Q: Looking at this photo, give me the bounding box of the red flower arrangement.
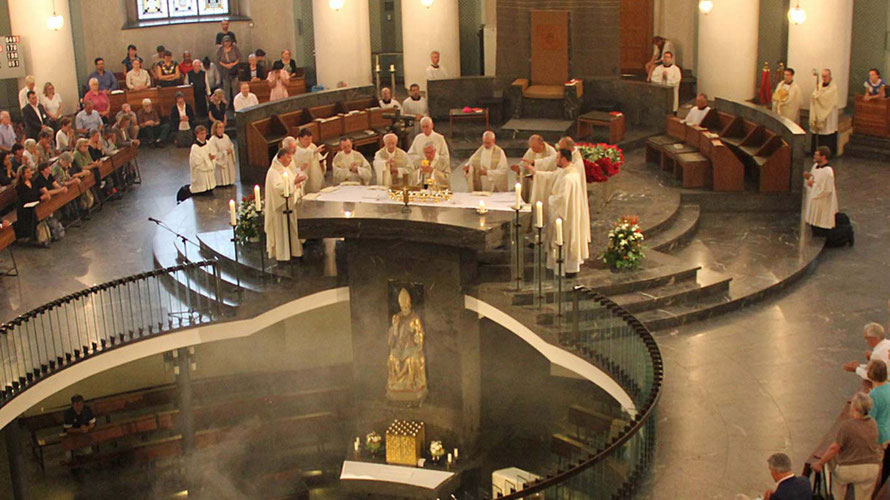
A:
[577,142,625,184]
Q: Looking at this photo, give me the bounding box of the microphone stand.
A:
[148,217,200,322]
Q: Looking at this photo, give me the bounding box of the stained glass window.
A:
[169,0,198,17]
[136,0,229,22]
[137,0,169,19]
[198,0,229,16]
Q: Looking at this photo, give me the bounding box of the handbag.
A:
[812,470,834,500]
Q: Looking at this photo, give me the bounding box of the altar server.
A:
[332,138,372,185]
[772,68,801,123]
[684,93,711,126]
[527,148,590,276]
[293,128,326,194]
[425,50,449,87]
[373,133,412,187]
[415,142,450,188]
[649,51,682,113]
[464,131,508,192]
[379,87,400,110]
[188,126,217,194]
[208,120,236,186]
[408,117,450,165]
[264,148,306,261]
[810,68,839,155]
[402,84,429,119]
[803,146,838,237]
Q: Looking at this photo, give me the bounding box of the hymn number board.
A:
[0,36,25,80]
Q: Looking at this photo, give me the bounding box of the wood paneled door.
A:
[620,0,654,75]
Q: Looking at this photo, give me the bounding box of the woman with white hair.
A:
[814,391,883,498]
[208,120,236,186]
[22,139,39,170]
[82,77,110,122]
[189,125,217,194]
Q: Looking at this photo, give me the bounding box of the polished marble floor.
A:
[0,141,885,498]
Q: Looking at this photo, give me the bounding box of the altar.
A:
[339,460,459,499]
[303,185,533,213]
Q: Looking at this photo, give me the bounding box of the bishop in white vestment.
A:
[373,133,413,187]
[649,52,682,112]
[408,117,450,166]
[772,69,802,123]
[294,130,326,194]
[464,131,508,192]
[189,127,217,194]
[414,142,450,188]
[332,138,372,185]
[804,147,838,234]
[264,149,305,261]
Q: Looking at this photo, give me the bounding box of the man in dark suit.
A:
[21,90,48,140]
[764,453,812,500]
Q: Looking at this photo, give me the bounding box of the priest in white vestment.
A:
[293,129,326,194]
[810,68,839,154]
[402,84,429,119]
[408,117,450,165]
[463,131,508,192]
[512,135,558,218]
[803,146,838,236]
[649,51,682,112]
[414,142,451,188]
[332,138,372,185]
[531,137,590,240]
[189,126,217,194]
[527,149,590,275]
[772,68,802,123]
[264,149,306,261]
[208,121,236,186]
[373,133,413,187]
[378,87,401,110]
[684,94,711,126]
[425,51,449,90]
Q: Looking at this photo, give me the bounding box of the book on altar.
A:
[471,191,492,197]
[320,186,339,193]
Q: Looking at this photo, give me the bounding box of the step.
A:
[844,143,890,162]
[632,289,734,331]
[608,268,730,314]
[153,250,240,314]
[645,204,700,253]
[174,238,267,295]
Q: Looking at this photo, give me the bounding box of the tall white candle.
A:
[389,64,395,72]
[283,170,290,197]
[515,182,522,209]
[229,199,237,226]
[375,64,381,72]
[254,185,262,211]
[535,201,543,228]
[555,217,564,246]
[453,448,459,460]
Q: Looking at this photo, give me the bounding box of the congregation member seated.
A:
[18,74,36,109]
[867,359,890,490]
[276,49,298,77]
[75,99,103,135]
[217,36,241,100]
[121,43,142,73]
[294,128,325,194]
[0,111,17,152]
[649,51,681,113]
[85,131,120,201]
[215,19,237,45]
[82,78,111,122]
[189,125,216,195]
[241,53,266,82]
[203,57,222,93]
[101,128,118,155]
[21,90,49,140]
[126,59,152,91]
[40,82,62,129]
[10,144,24,169]
[151,45,166,70]
[13,165,49,244]
[179,51,193,79]
[378,87,400,110]
[232,82,258,111]
[73,138,99,183]
[402,83,429,119]
[52,151,91,220]
[683,93,711,126]
[757,453,811,500]
[55,117,75,153]
[22,138,41,170]
[137,98,170,147]
[254,48,267,66]
[170,91,195,147]
[63,395,96,437]
[208,121,236,187]
[87,57,118,92]
[864,68,886,101]
[156,51,181,88]
[34,161,70,237]
[645,36,675,80]
[332,138,371,186]
[185,59,208,119]
[407,117,449,165]
[113,114,140,149]
[115,103,139,139]
[267,61,289,102]
[843,322,888,384]
[414,142,450,188]
[208,89,228,127]
[36,131,53,164]
[0,151,16,186]
[425,50,448,82]
[373,133,411,187]
[463,130,508,192]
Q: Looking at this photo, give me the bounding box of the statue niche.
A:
[386,288,428,404]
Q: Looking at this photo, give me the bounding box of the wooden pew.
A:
[853,95,890,137]
[277,110,319,139]
[752,135,791,192]
[248,78,308,103]
[246,117,288,169]
[307,104,340,121]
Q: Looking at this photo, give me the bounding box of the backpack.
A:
[176,185,192,204]
[825,212,854,248]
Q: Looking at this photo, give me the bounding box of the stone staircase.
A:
[844,133,890,162]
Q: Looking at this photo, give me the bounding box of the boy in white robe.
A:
[189,126,217,194]
[463,131,508,192]
[373,133,413,187]
[803,146,838,237]
[332,138,372,185]
[414,142,450,188]
[293,129,326,194]
[772,68,802,123]
[264,149,306,261]
[649,51,682,112]
[407,117,450,165]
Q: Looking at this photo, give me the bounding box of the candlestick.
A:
[555,217,563,246]
[228,199,237,226]
[254,185,262,211]
[283,170,290,197]
[389,64,395,72]
[535,201,543,228]
[515,182,522,209]
[447,453,453,465]
[453,448,458,460]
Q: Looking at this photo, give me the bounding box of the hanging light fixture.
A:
[421,0,434,8]
[788,1,806,25]
[698,0,713,15]
[329,0,345,11]
[46,0,63,31]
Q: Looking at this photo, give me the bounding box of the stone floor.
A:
[0,137,885,498]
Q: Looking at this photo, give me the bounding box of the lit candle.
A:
[354,437,360,452]
[515,182,522,210]
[229,199,237,226]
[535,201,543,228]
[479,200,485,211]
[447,453,453,465]
[555,217,563,246]
[283,170,290,197]
[375,64,381,72]
[389,64,395,72]
[254,185,262,211]
[453,448,459,460]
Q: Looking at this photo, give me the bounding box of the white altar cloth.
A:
[340,460,454,489]
[304,185,531,213]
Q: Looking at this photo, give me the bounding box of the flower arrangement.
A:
[602,216,645,270]
[366,431,382,454]
[577,142,625,184]
[430,440,444,459]
[234,194,262,245]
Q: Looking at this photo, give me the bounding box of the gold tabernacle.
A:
[388,188,453,204]
[385,419,426,466]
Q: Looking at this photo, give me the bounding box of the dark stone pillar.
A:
[5,421,29,500]
[175,348,197,489]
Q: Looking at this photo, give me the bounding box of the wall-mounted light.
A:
[698,0,713,15]
[788,1,806,25]
[421,0,434,8]
[46,0,63,31]
[330,0,345,10]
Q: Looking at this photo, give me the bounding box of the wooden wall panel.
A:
[620,0,654,74]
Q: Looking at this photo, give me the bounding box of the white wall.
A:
[313,0,372,89]
[401,0,460,91]
[696,0,760,101]
[654,0,698,71]
[9,0,78,114]
[787,0,853,109]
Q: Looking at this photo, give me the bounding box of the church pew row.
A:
[853,94,890,137]
[108,86,196,122]
[248,79,308,105]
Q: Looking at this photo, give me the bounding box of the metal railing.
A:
[0,260,223,404]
